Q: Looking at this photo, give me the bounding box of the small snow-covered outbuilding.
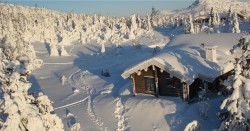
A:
[122,34,243,100]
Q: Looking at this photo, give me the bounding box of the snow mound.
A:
[184,120,202,131]
[119,87,132,96]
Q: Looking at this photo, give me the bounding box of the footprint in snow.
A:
[66,109,82,131]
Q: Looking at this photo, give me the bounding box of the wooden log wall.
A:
[157,70,183,97]
[131,66,155,94]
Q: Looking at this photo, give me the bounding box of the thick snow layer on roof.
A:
[167,33,244,53]
[122,33,245,84]
[122,47,221,85]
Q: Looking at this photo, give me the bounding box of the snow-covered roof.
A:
[121,58,187,83]
[194,15,210,19]
[204,45,218,49]
[122,33,244,85]
[122,47,221,84]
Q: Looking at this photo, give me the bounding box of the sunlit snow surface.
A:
[28,30,247,130]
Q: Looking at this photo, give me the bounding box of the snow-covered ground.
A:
[1,0,250,130]
[28,29,242,130]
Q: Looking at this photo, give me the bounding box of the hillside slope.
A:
[178,0,250,16]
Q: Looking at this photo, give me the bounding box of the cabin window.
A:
[144,77,156,92]
[166,75,174,88]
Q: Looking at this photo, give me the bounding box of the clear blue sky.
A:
[7,0,195,16]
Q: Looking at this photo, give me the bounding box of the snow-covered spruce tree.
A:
[198,88,210,119]
[128,29,135,40]
[146,13,152,31]
[182,18,188,32]
[0,29,63,130]
[208,17,212,27]
[50,43,59,56]
[189,15,195,34]
[101,42,106,54]
[137,15,142,29]
[150,7,158,27]
[49,37,59,56]
[232,13,240,33]
[131,14,138,31]
[184,15,195,34]
[218,35,250,130]
[224,7,233,32]
[60,45,69,56]
[111,33,122,55]
[214,12,221,26]
[174,17,180,27]
[209,7,215,27]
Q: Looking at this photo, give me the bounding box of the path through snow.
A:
[44,62,74,65]
[56,68,111,130]
[54,96,89,111]
[114,98,130,131]
[68,69,96,94]
[87,96,109,131]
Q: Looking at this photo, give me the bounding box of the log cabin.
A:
[122,41,235,100]
[194,12,248,24]
[194,15,209,23]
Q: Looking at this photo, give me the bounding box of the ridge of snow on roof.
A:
[122,33,245,85]
[122,46,221,85]
[121,58,187,82]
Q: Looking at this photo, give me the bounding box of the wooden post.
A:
[183,83,186,100]
[131,75,137,96]
[153,66,159,97]
[183,83,190,100]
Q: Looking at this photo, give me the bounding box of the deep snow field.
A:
[1,0,250,130]
[28,26,249,131]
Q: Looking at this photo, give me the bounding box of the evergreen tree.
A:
[188,15,195,34]
[232,13,240,33]
[0,31,63,131]
[60,45,69,56]
[224,7,233,32]
[146,13,152,31]
[150,7,158,27]
[209,7,215,27]
[101,42,105,54]
[218,35,250,130]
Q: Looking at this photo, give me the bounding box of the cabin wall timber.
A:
[131,66,155,95]
[129,65,228,100]
[131,66,189,98]
[158,70,184,98]
[126,60,232,100]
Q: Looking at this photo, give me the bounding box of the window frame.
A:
[144,76,156,93]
